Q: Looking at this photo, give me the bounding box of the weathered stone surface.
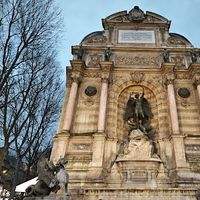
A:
[50,5,200,200]
[24,194,71,200]
[82,188,197,200]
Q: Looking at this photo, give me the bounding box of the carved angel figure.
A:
[124,88,153,133]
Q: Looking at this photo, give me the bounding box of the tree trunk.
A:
[24,163,33,181]
[0,145,9,173]
[9,156,21,200]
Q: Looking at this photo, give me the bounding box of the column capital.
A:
[70,60,86,83]
[161,63,176,85]
[165,72,176,85]
[70,60,86,72]
[188,63,200,85]
[99,61,114,81]
[192,72,200,86]
[71,71,82,83]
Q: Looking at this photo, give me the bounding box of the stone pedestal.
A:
[116,158,161,188]
[82,188,197,200]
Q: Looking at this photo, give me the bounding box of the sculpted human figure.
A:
[104,47,112,61]
[124,88,153,134]
[190,49,198,63]
[121,87,159,158]
[162,48,169,62]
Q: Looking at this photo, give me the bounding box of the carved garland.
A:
[115,55,161,66]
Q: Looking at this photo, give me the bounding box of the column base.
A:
[61,130,70,134]
[50,132,70,163]
[86,166,104,180]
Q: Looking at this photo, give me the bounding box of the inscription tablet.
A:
[118,30,155,43]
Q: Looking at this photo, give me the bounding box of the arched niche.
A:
[116,85,158,145]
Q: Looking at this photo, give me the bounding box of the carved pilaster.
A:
[108,25,114,43]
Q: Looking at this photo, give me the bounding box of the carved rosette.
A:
[88,54,102,67]
[130,72,144,84]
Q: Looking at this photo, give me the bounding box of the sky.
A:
[54,0,200,70]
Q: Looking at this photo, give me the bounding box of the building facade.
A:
[51,6,200,200]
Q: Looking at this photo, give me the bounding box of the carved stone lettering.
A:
[118,30,155,43]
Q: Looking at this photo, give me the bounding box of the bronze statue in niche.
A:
[162,48,170,63]
[124,86,153,134]
[120,86,158,159]
[104,47,112,61]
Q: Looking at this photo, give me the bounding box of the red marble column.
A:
[97,79,109,132]
[166,73,188,169]
[62,60,85,133]
[62,80,79,132]
[166,76,180,134]
[97,61,113,133]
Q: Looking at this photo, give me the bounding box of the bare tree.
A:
[8,53,64,198]
[0,0,64,197]
[0,0,62,164]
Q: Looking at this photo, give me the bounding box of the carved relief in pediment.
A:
[166,37,187,46]
[104,7,169,25]
[84,35,107,44]
[128,6,145,22]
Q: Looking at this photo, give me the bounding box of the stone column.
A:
[88,61,113,179]
[62,60,85,133]
[97,61,113,132]
[166,73,180,135]
[62,80,79,132]
[165,72,189,171]
[50,61,85,163]
[97,80,108,132]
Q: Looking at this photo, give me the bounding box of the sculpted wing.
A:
[124,98,136,121]
[141,97,153,120]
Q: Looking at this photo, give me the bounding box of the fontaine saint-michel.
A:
[30,5,200,200]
